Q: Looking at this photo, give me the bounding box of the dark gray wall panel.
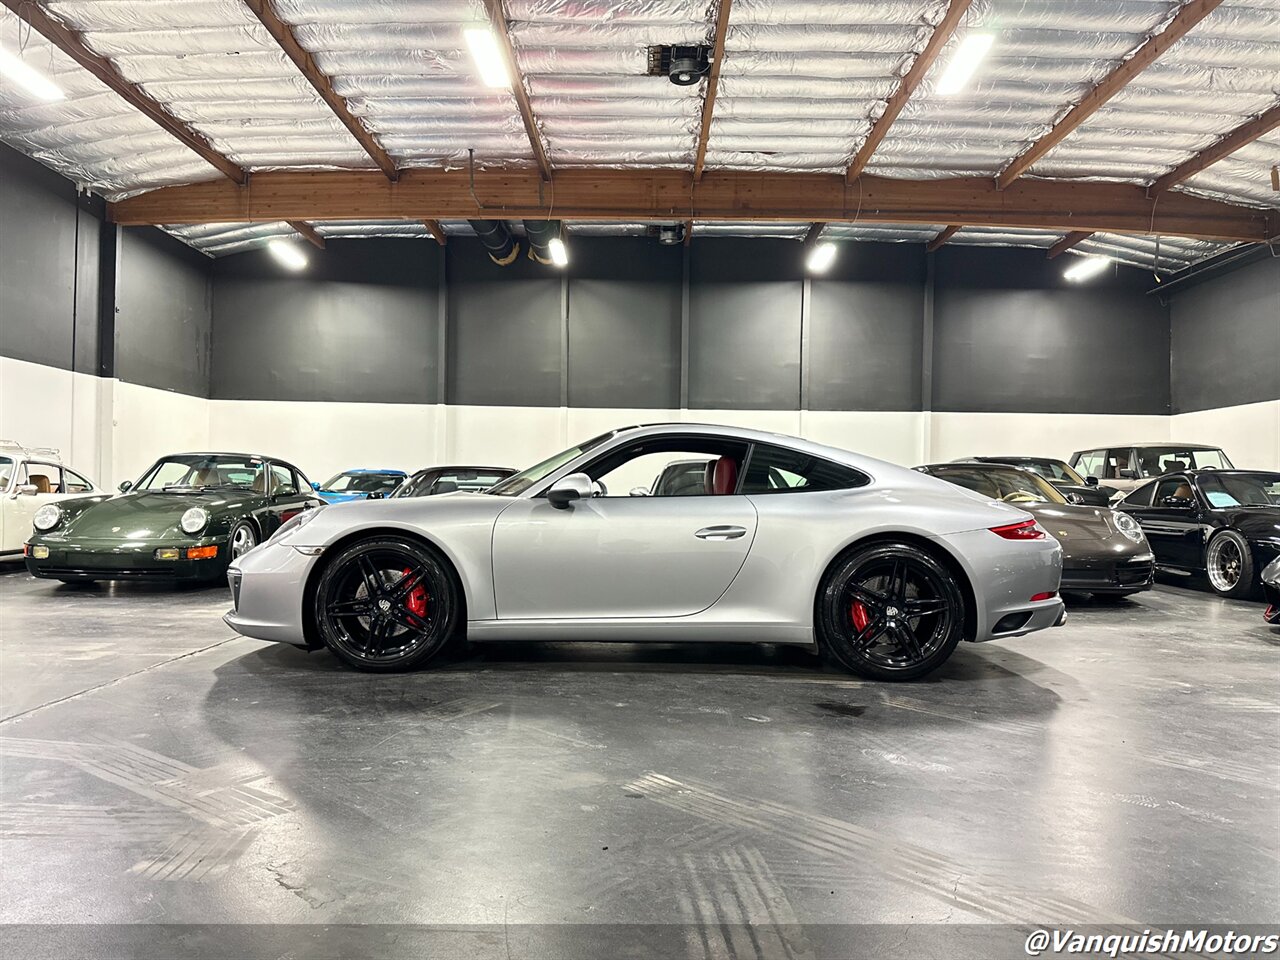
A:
[932,247,1170,415]
[567,238,681,408]
[0,145,100,373]
[809,243,926,411]
[447,237,562,407]
[1170,256,1280,414]
[212,239,438,403]
[117,227,212,397]
[689,239,803,409]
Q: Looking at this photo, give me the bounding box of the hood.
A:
[1024,503,1117,544]
[59,489,255,540]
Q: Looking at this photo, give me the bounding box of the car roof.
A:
[970,455,1060,463]
[1183,468,1279,477]
[410,465,514,474]
[921,461,1037,473]
[1073,442,1223,451]
[339,468,407,474]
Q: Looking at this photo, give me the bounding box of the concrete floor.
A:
[1,566,1276,958]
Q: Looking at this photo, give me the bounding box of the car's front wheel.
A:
[229,521,258,561]
[312,536,459,672]
[1205,530,1254,599]
[817,541,965,681]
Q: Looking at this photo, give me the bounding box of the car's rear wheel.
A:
[1205,530,1254,599]
[817,542,964,681]
[313,536,459,672]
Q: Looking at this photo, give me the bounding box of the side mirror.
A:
[1161,496,1194,509]
[1119,469,1139,480]
[311,481,321,491]
[118,480,133,493]
[14,483,38,496]
[547,472,593,509]
[1084,476,1099,486]
[1066,492,1085,505]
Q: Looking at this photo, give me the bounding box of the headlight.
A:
[267,506,321,545]
[1112,511,1145,543]
[180,507,209,535]
[32,504,62,532]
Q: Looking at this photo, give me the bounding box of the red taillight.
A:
[990,519,1046,541]
[1030,592,1057,602]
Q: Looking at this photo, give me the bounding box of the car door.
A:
[6,462,65,551]
[261,463,314,536]
[1130,475,1203,570]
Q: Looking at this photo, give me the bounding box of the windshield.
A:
[1197,472,1280,509]
[936,466,1067,505]
[0,456,12,490]
[392,469,513,498]
[1136,447,1232,477]
[487,432,615,497]
[322,472,403,494]
[1018,459,1084,484]
[136,455,264,492]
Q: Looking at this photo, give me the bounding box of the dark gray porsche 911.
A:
[917,461,1155,597]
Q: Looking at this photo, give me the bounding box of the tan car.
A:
[0,440,99,557]
[1069,443,1234,500]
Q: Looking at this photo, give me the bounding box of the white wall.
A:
[4,358,1277,488]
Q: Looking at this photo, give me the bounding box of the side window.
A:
[21,462,62,494]
[741,444,869,495]
[1153,476,1191,505]
[1123,481,1156,507]
[269,464,298,496]
[64,469,93,493]
[293,469,311,494]
[1075,450,1103,478]
[582,437,751,497]
[1105,448,1134,479]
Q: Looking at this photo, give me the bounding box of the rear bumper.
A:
[933,528,1064,642]
[1060,554,1154,593]
[25,537,228,582]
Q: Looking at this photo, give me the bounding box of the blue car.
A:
[312,469,407,504]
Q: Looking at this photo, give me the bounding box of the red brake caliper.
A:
[401,568,429,619]
[850,599,870,632]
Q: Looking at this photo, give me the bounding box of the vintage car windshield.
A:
[0,456,12,489]
[322,472,403,493]
[1197,472,1280,508]
[136,455,264,492]
[938,467,1067,505]
[1136,447,1232,477]
[487,433,614,497]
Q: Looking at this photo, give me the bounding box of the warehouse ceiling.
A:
[1,0,1277,272]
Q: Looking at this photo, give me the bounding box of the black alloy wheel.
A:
[313,537,459,671]
[818,542,964,681]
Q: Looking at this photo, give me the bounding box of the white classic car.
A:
[0,440,99,557]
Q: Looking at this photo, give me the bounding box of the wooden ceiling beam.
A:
[693,0,733,181]
[423,220,448,245]
[1046,231,1093,259]
[106,169,1273,243]
[997,0,1224,189]
[287,220,325,249]
[0,0,246,184]
[243,0,397,180]
[926,224,962,252]
[481,0,552,182]
[847,0,973,182]
[1150,103,1280,195]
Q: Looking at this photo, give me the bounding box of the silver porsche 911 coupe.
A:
[225,424,1065,680]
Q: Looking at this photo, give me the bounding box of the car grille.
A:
[228,570,242,611]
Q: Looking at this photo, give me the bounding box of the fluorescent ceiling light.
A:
[267,238,308,271]
[0,46,65,102]
[806,242,837,273]
[464,27,511,89]
[1063,255,1110,283]
[548,237,569,267]
[936,34,994,95]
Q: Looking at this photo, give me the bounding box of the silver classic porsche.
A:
[225,424,1065,680]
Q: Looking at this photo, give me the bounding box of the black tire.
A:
[817,541,964,681]
[312,536,460,672]
[1204,530,1255,599]
[228,520,258,562]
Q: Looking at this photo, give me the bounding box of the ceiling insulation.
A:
[0,0,1275,269]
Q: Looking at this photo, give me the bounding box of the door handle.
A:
[695,525,747,541]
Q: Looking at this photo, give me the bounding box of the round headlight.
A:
[1112,510,1145,543]
[32,503,62,532]
[180,507,209,535]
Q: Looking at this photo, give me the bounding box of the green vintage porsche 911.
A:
[23,452,325,583]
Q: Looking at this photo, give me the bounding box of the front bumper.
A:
[223,540,316,646]
[1060,554,1155,593]
[24,536,228,582]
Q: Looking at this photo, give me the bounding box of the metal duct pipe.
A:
[468,219,519,266]
[523,220,562,265]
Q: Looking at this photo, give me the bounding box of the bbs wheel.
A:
[229,521,258,561]
[1205,530,1254,599]
[313,536,459,672]
[817,542,964,681]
